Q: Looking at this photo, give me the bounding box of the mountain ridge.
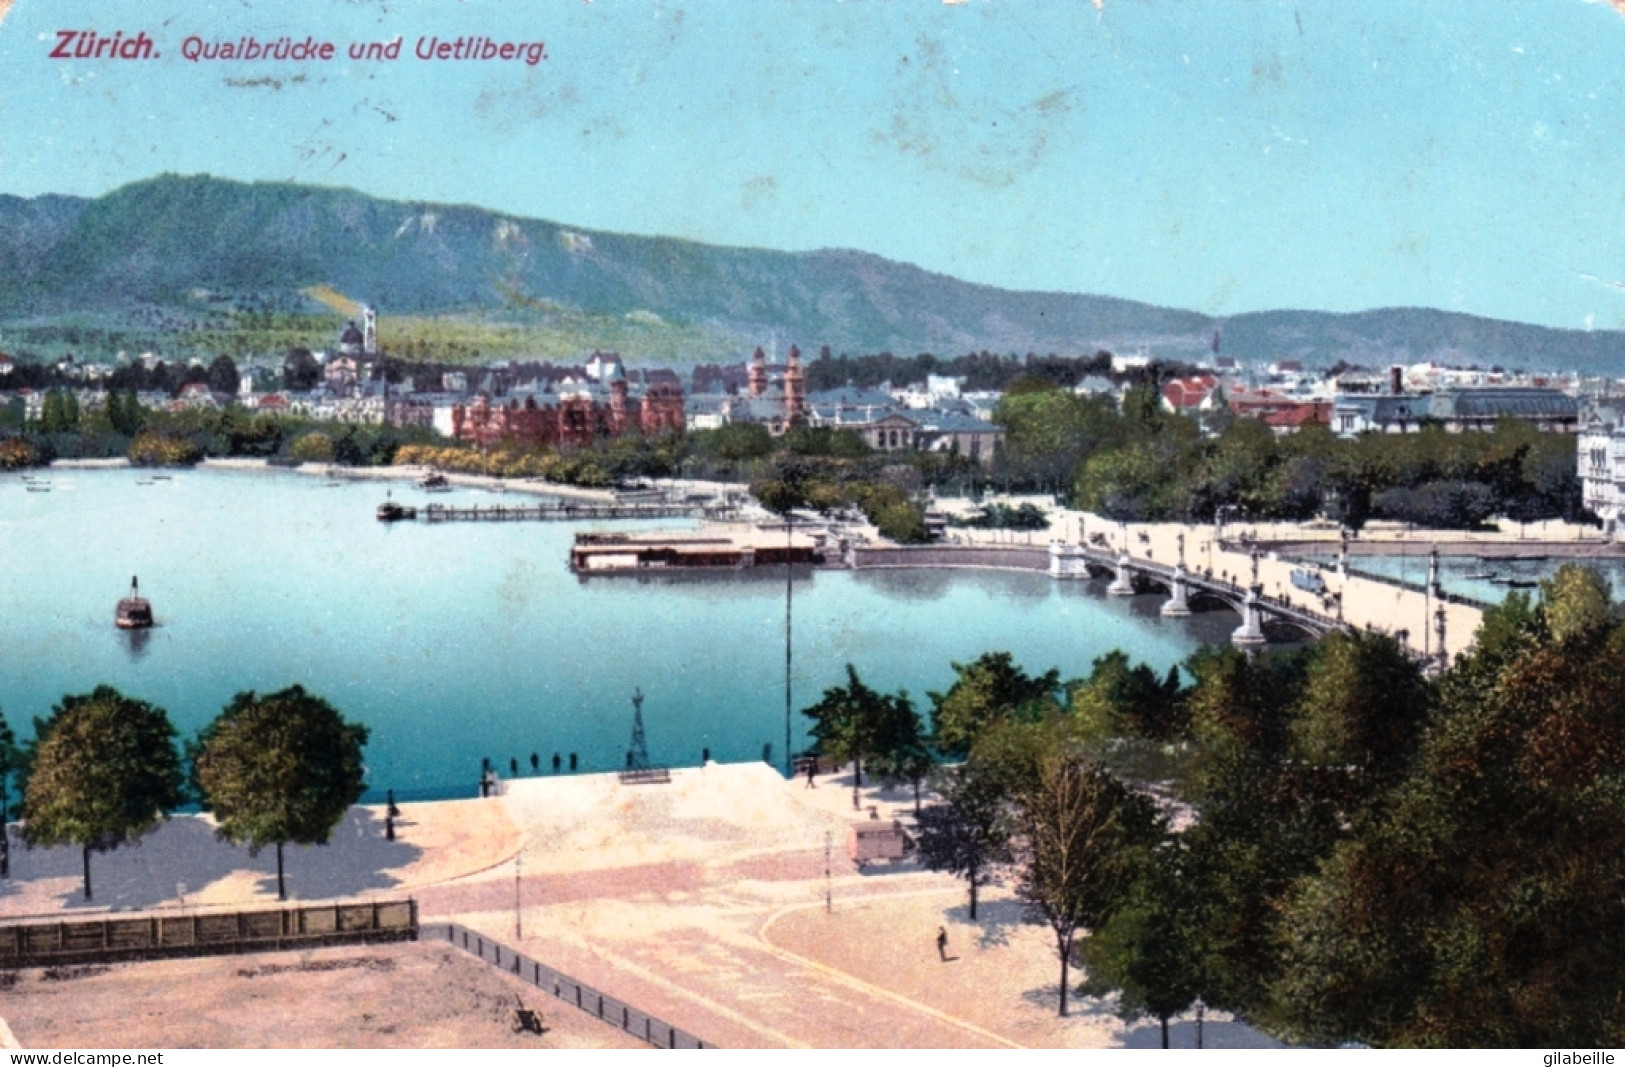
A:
[0,173,1619,372]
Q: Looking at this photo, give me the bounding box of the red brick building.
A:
[451,374,684,450]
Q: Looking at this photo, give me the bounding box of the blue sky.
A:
[4,1,1625,330]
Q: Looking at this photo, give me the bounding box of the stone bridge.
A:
[1051,543,1342,649]
[852,536,1486,669]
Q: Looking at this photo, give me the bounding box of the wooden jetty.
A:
[377,500,710,524]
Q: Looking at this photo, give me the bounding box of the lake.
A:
[0,467,1235,801]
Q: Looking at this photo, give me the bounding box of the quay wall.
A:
[851,545,1051,572]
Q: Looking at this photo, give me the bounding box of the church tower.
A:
[784,344,806,424]
[362,306,378,358]
[748,347,767,398]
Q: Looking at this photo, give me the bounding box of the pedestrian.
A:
[530,752,540,773]
[569,752,577,771]
[385,813,395,842]
[386,788,401,818]
[805,759,816,788]
[510,756,519,776]
[936,926,948,962]
[552,752,561,773]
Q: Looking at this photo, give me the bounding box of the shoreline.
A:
[202,457,621,502]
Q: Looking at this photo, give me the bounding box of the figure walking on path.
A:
[805,760,816,788]
[936,926,948,962]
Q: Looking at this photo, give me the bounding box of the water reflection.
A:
[120,626,152,661]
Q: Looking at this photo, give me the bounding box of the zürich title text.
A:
[50,31,548,67]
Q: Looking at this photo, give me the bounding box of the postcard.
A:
[0,0,1622,1052]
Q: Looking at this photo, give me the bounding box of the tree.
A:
[106,391,146,437]
[206,355,240,397]
[1080,838,1205,1048]
[801,665,904,809]
[1271,566,1625,1047]
[914,761,1013,919]
[0,713,17,878]
[192,686,369,901]
[1016,754,1161,1016]
[283,347,321,391]
[289,432,336,465]
[866,688,934,814]
[19,686,185,901]
[928,652,1060,757]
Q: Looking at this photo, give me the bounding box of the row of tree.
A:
[3,685,368,902]
[4,399,440,469]
[805,565,1625,1046]
[991,381,1584,528]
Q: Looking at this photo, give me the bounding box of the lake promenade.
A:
[0,764,1277,1049]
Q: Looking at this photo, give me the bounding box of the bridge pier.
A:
[1231,587,1267,648]
[1048,542,1090,579]
[1160,565,1192,617]
[1107,552,1136,596]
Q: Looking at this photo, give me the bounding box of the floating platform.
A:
[570,527,826,572]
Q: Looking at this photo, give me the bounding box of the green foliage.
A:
[1016,754,1164,1016]
[801,665,922,807]
[993,389,1122,492]
[0,437,45,470]
[853,482,930,544]
[1073,651,1187,742]
[37,389,80,434]
[192,686,369,900]
[1079,837,1205,1047]
[928,651,1060,757]
[128,429,203,467]
[206,355,240,396]
[1541,563,1613,642]
[914,760,1013,919]
[105,391,146,437]
[1272,597,1625,1046]
[288,432,335,465]
[19,686,185,900]
[949,502,1050,530]
[693,422,774,464]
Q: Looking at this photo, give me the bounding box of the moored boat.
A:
[115,576,154,630]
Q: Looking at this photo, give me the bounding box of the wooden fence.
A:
[0,900,418,968]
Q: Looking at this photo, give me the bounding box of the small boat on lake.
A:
[1465,569,1497,581]
[115,576,154,630]
[417,470,451,492]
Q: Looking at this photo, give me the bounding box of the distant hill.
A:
[1,173,1622,372]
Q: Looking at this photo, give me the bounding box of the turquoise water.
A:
[1300,549,1625,606]
[0,468,1231,800]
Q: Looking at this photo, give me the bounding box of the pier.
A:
[378,500,713,524]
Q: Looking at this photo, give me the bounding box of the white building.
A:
[1579,402,1625,537]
